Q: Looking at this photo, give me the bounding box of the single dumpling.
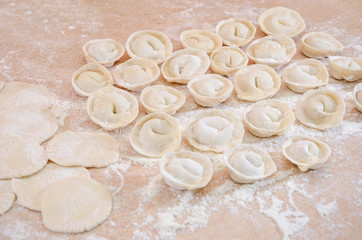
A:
[224,144,276,183]
[160,151,213,190]
[353,83,362,112]
[282,135,331,171]
[187,74,233,107]
[180,29,222,54]
[210,46,249,75]
[301,32,343,59]
[233,64,281,101]
[281,59,328,93]
[216,18,256,46]
[328,56,362,82]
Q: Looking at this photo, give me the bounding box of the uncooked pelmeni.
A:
[224,144,276,183]
[216,18,256,47]
[130,112,181,157]
[210,46,249,75]
[126,30,172,64]
[11,163,90,211]
[0,108,58,143]
[295,89,345,130]
[160,151,213,190]
[82,38,125,67]
[0,180,15,215]
[353,83,362,112]
[282,136,331,171]
[0,136,47,179]
[258,7,305,37]
[180,29,222,54]
[161,49,210,84]
[46,131,120,167]
[301,32,343,59]
[113,57,160,91]
[72,62,114,97]
[41,177,112,233]
[281,59,328,93]
[187,74,233,107]
[244,99,295,137]
[186,110,244,153]
[328,56,362,82]
[140,85,185,115]
[87,86,138,130]
[246,35,296,68]
[233,64,281,102]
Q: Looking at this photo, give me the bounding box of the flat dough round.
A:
[180,29,222,54]
[41,177,112,233]
[210,46,249,75]
[0,136,47,179]
[328,56,362,82]
[11,163,90,211]
[0,180,15,215]
[301,32,343,59]
[0,108,58,143]
[353,82,362,112]
[216,18,256,46]
[46,131,120,167]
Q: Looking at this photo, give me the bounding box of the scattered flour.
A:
[315,200,338,218]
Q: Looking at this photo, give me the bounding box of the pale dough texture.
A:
[301,32,343,59]
[0,180,15,215]
[210,46,249,75]
[216,18,256,46]
[328,56,362,82]
[180,29,222,54]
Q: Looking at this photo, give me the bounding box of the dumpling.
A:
[328,56,362,82]
[281,59,328,93]
[301,32,343,59]
[72,62,114,96]
[186,110,244,153]
[160,151,213,190]
[210,46,249,75]
[162,49,210,84]
[82,38,125,67]
[282,136,331,171]
[258,7,305,37]
[187,74,233,107]
[216,18,256,46]
[87,86,138,130]
[125,30,173,64]
[0,180,15,215]
[353,83,362,112]
[246,35,296,68]
[233,64,281,101]
[130,112,181,157]
[180,29,222,54]
[140,85,185,115]
[224,144,276,183]
[244,99,295,137]
[113,57,160,91]
[295,89,345,130]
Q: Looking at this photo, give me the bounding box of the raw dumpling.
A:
[160,151,213,190]
[353,83,362,112]
[0,136,47,179]
[87,86,139,130]
[244,99,295,137]
[161,49,210,84]
[258,7,305,37]
[281,59,328,93]
[72,62,114,96]
[187,74,233,107]
[301,32,343,59]
[126,30,173,64]
[46,131,120,167]
[216,18,256,46]
[11,163,90,211]
[130,112,181,157]
[113,57,160,91]
[210,46,249,75]
[282,136,331,171]
[224,144,276,183]
[41,177,112,233]
[246,35,296,68]
[140,85,185,115]
[180,29,222,54]
[82,38,125,67]
[186,110,244,153]
[0,180,15,215]
[328,56,362,82]
[295,89,345,130]
[233,64,281,101]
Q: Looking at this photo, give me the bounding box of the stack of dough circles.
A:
[301,32,343,59]
[210,46,249,75]
[353,83,362,112]
[216,18,256,47]
[180,29,222,54]
[126,30,173,64]
[46,131,120,168]
[87,86,139,130]
[328,56,362,82]
[0,180,15,215]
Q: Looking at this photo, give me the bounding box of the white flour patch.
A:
[315,200,338,217]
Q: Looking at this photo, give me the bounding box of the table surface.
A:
[0,0,361,239]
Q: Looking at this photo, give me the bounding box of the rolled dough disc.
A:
[0,180,15,215]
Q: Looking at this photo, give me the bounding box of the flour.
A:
[315,200,338,218]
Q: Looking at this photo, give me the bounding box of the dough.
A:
[180,29,222,54]
[210,46,249,75]
[11,163,90,211]
[353,82,362,112]
[216,18,256,46]
[0,180,15,215]
[41,177,112,233]
[301,32,343,59]
[328,56,362,82]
